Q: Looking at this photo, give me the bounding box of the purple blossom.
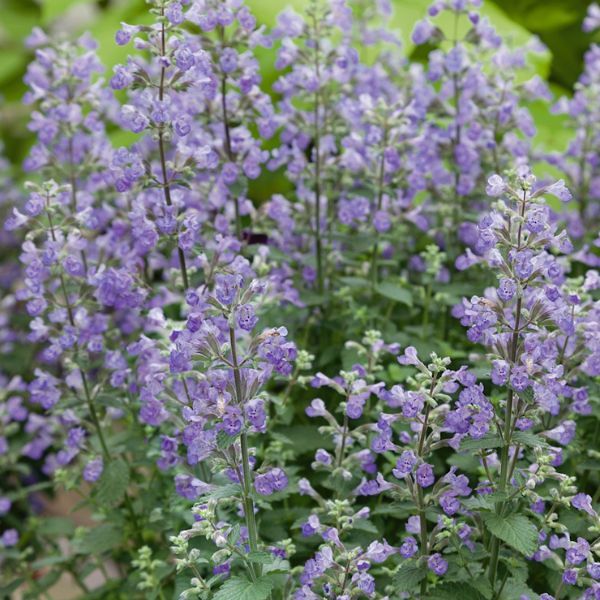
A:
[416,463,435,487]
[427,553,448,576]
[83,458,104,483]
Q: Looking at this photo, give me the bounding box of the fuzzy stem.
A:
[416,381,433,596]
[158,15,189,289]
[312,12,324,295]
[370,124,388,287]
[217,25,242,241]
[229,326,261,575]
[488,192,527,587]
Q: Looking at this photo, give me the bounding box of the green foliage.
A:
[75,522,123,555]
[0,0,595,171]
[212,576,274,600]
[393,560,428,592]
[95,458,130,506]
[429,582,489,600]
[483,514,539,556]
[374,282,413,306]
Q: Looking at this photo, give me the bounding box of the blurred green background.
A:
[0,0,597,175]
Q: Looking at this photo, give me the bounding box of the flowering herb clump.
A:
[1,1,600,599]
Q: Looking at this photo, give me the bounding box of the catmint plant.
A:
[2,1,600,599]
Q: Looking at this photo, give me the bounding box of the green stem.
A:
[422,284,431,337]
[312,13,324,295]
[337,412,349,469]
[158,15,189,289]
[370,124,389,287]
[488,195,527,587]
[229,327,261,575]
[220,62,242,240]
[416,391,433,597]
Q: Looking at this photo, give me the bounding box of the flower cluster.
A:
[1,0,600,599]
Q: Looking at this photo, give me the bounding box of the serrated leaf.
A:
[31,556,68,569]
[429,582,487,599]
[460,434,503,452]
[263,558,291,575]
[203,483,242,501]
[462,492,507,511]
[95,458,130,506]
[37,516,75,537]
[483,514,538,556]
[499,577,539,600]
[512,431,549,449]
[212,576,273,600]
[0,578,24,596]
[217,429,239,450]
[76,523,123,555]
[246,551,276,565]
[393,560,428,592]
[375,282,413,306]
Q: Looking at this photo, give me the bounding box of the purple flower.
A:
[255,467,288,496]
[440,492,460,515]
[398,346,420,366]
[497,278,516,302]
[220,48,238,73]
[546,420,576,446]
[588,563,600,580]
[175,474,211,500]
[83,458,104,483]
[1,529,19,547]
[392,450,417,478]
[562,569,577,585]
[169,349,191,373]
[165,1,184,24]
[245,399,267,431]
[566,537,590,565]
[513,250,534,280]
[365,539,396,563]
[237,304,258,331]
[509,366,530,392]
[0,497,11,515]
[412,19,435,44]
[427,553,448,576]
[416,463,435,487]
[400,536,418,558]
[315,449,332,465]
[491,359,509,385]
[572,493,596,516]
[486,174,505,196]
[215,273,243,305]
[546,179,572,202]
[213,561,230,576]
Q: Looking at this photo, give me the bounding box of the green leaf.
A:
[273,425,334,452]
[76,523,123,555]
[499,578,539,600]
[95,458,130,507]
[375,282,413,306]
[245,551,276,565]
[31,556,69,569]
[460,434,503,452]
[512,431,549,449]
[462,492,507,511]
[37,516,75,537]
[429,582,488,600]
[0,578,24,596]
[217,429,239,450]
[212,576,273,600]
[393,561,428,592]
[483,514,538,556]
[204,483,242,501]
